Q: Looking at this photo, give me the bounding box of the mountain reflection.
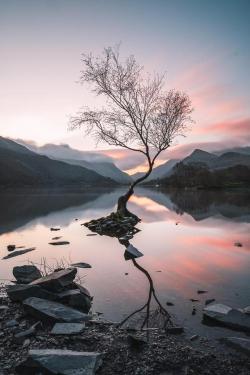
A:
[0,187,250,236]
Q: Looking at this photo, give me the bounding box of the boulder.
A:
[13,265,42,284]
[15,349,103,375]
[30,268,77,292]
[58,289,91,313]
[203,303,250,332]
[221,337,250,355]
[7,284,57,302]
[23,297,90,323]
[51,323,86,335]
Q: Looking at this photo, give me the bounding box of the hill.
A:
[0,137,116,188]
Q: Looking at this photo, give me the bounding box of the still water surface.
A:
[0,187,250,338]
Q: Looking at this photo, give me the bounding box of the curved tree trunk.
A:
[117,163,153,217]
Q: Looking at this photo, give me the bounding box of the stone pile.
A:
[4,265,102,374]
[83,212,140,240]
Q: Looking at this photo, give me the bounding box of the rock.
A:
[31,267,77,292]
[86,234,97,236]
[23,297,90,323]
[166,302,174,306]
[190,299,199,302]
[205,298,215,306]
[221,337,250,355]
[2,247,36,260]
[51,322,86,335]
[124,244,143,260]
[52,236,61,240]
[190,334,199,341]
[7,244,16,251]
[13,265,42,284]
[7,284,57,302]
[22,339,30,348]
[127,334,147,350]
[242,306,250,314]
[0,305,8,311]
[15,349,103,374]
[74,283,93,301]
[50,227,60,231]
[234,242,243,247]
[5,319,18,328]
[203,304,250,332]
[165,326,184,334]
[14,322,40,344]
[58,289,92,313]
[49,241,70,246]
[192,308,196,315]
[197,290,208,294]
[71,262,92,269]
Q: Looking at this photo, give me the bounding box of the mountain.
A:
[132,159,179,182]
[182,149,250,169]
[0,137,116,187]
[15,141,131,184]
[215,146,250,156]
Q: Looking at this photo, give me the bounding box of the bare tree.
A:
[70,46,193,216]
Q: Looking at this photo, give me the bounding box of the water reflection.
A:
[0,187,249,338]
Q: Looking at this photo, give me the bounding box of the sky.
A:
[0,0,250,173]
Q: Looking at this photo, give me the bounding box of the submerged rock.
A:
[50,227,60,231]
[71,262,92,269]
[23,297,90,323]
[15,349,103,375]
[31,268,77,292]
[49,241,70,246]
[51,322,86,335]
[13,265,42,284]
[2,247,36,260]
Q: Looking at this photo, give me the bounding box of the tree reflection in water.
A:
[117,238,173,331]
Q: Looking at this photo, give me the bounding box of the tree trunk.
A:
[116,164,153,217]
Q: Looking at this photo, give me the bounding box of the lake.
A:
[0,187,250,339]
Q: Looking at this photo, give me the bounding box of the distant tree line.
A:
[155,162,250,189]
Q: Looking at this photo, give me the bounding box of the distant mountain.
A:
[132,159,179,182]
[182,149,250,169]
[215,146,250,156]
[15,141,131,184]
[0,137,116,188]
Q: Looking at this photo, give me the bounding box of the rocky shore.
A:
[0,265,250,374]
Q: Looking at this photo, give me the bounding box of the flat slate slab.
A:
[13,265,42,284]
[71,262,92,269]
[2,247,36,260]
[124,244,143,260]
[203,303,250,332]
[31,267,77,292]
[15,349,103,375]
[221,337,250,355]
[23,297,90,323]
[51,323,86,335]
[7,284,57,302]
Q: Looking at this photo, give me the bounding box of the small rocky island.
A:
[0,263,250,374]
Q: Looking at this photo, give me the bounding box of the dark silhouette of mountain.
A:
[0,137,116,187]
[14,140,131,184]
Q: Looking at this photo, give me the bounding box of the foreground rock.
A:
[13,265,42,284]
[58,289,91,313]
[31,267,77,292]
[7,284,57,302]
[203,303,250,332]
[2,247,36,260]
[15,349,103,375]
[51,322,86,335]
[221,337,250,355]
[23,297,90,323]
